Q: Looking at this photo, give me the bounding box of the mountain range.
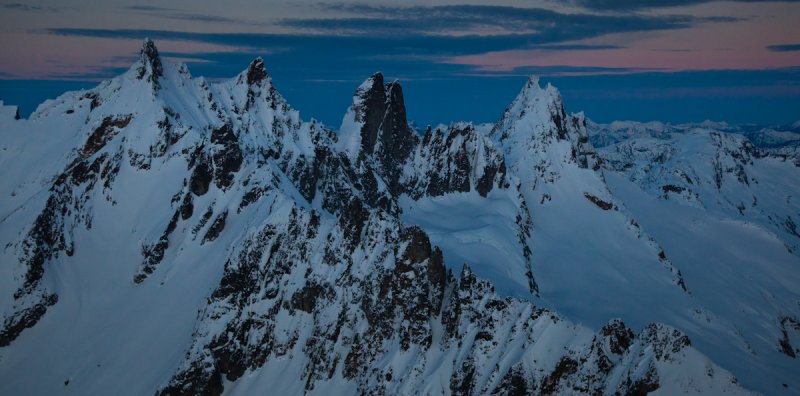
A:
[1,39,798,395]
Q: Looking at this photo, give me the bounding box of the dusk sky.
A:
[1,0,799,127]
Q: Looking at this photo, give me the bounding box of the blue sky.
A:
[0,1,799,126]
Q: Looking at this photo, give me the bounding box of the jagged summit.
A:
[351,72,387,156]
[222,55,295,117]
[231,57,274,90]
[378,77,413,160]
[491,74,570,144]
[509,75,564,123]
[245,57,269,86]
[369,71,383,82]
[136,38,163,87]
[338,72,414,162]
[519,74,542,95]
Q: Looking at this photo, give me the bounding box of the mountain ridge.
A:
[1,39,797,395]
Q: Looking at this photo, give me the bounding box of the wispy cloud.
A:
[570,0,800,11]
[2,2,55,12]
[767,43,800,52]
[280,4,733,40]
[3,2,798,126]
[533,44,625,51]
[37,25,751,82]
[44,28,559,57]
[125,5,174,12]
[123,5,247,25]
[493,65,651,77]
[38,4,751,84]
[38,28,566,81]
[43,67,129,80]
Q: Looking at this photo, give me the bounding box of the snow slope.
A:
[489,77,690,328]
[592,122,800,394]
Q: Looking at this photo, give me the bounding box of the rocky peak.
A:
[246,57,268,86]
[230,57,288,112]
[491,75,603,173]
[350,72,387,157]
[136,38,163,89]
[341,72,416,162]
[336,72,417,195]
[377,79,415,168]
[517,75,564,113]
[492,75,568,143]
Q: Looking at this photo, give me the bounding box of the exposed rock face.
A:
[137,38,163,89]
[81,115,132,158]
[779,316,800,358]
[354,72,386,157]
[339,77,538,297]
[246,57,268,86]
[338,72,418,196]
[376,80,417,190]
[189,155,212,196]
[3,108,135,342]
[0,39,764,396]
[158,218,734,395]
[403,123,509,199]
[0,293,57,347]
[209,124,243,190]
[569,112,601,171]
[584,192,615,210]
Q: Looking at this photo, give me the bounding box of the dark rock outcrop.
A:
[246,57,268,86]
[779,316,800,358]
[137,38,164,89]
[405,124,509,199]
[584,192,615,210]
[348,73,418,195]
[0,294,57,347]
[209,124,243,190]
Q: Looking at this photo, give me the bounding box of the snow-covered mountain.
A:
[589,122,800,394]
[0,39,796,395]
